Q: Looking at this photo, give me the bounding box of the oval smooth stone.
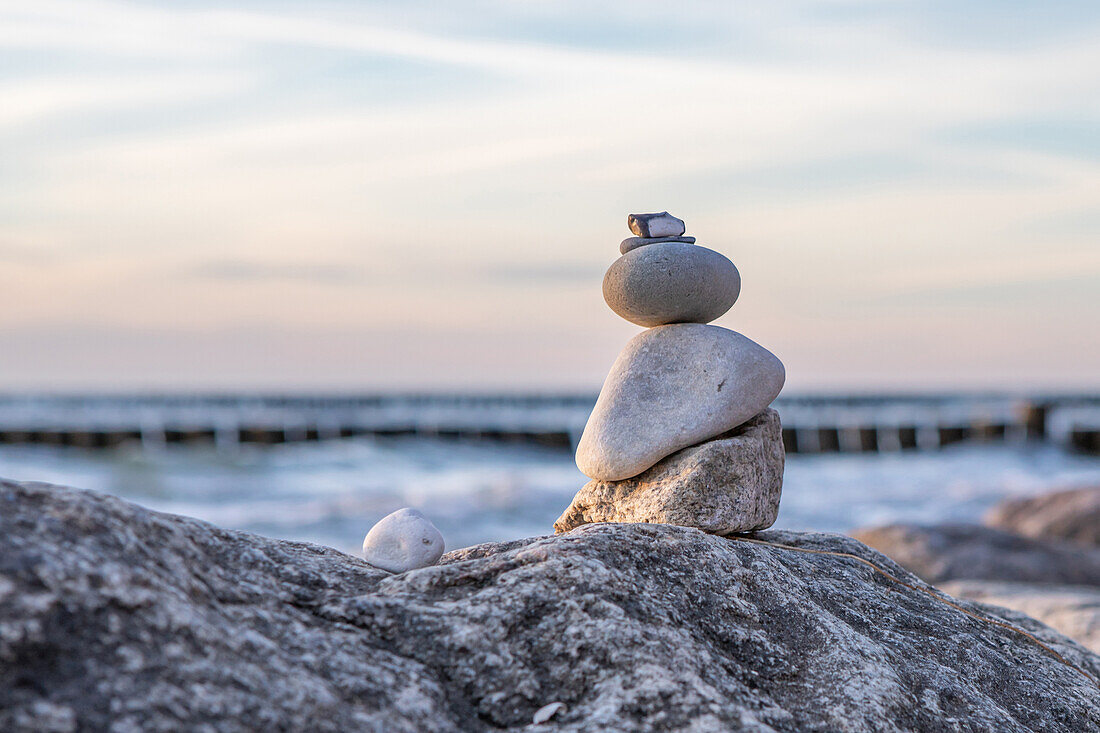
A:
[603,243,740,327]
[362,508,445,573]
[575,324,785,481]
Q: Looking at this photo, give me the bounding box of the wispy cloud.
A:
[476,262,601,284]
[0,73,251,132]
[189,260,370,285]
[0,242,54,264]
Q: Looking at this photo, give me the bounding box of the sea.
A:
[2,393,1099,556]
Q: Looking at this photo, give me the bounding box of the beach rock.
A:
[851,523,1100,586]
[531,702,566,725]
[603,243,740,327]
[3,479,1099,732]
[576,324,784,481]
[619,235,695,254]
[627,211,685,238]
[986,485,1100,547]
[362,507,445,573]
[555,408,783,534]
[941,580,1100,653]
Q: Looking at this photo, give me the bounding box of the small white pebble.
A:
[532,702,566,725]
[362,508,444,573]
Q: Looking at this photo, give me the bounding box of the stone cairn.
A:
[554,212,787,535]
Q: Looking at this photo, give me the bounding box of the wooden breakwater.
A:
[0,393,1097,455]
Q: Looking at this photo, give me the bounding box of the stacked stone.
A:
[555,212,786,535]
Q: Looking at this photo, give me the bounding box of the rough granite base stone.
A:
[555,407,783,534]
[3,479,1100,731]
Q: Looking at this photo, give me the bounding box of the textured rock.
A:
[603,243,741,327]
[619,235,695,254]
[942,580,1100,653]
[556,408,783,534]
[576,324,785,481]
[362,507,445,573]
[986,486,1100,547]
[3,479,1100,732]
[627,211,685,238]
[852,523,1100,586]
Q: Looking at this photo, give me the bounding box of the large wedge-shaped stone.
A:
[576,324,785,481]
[556,408,783,534]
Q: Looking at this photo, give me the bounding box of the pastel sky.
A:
[2,0,1098,392]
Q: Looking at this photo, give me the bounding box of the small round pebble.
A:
[362,508,445,573]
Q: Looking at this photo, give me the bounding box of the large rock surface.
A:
[555,408,783,534]
[852,523,1100,586]
[942,580,1100,654]
[985,486,1100,547]
[4,479,1100,732]
[576,324,785,481]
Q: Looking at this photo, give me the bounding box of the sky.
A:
[1,0,1098,393]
